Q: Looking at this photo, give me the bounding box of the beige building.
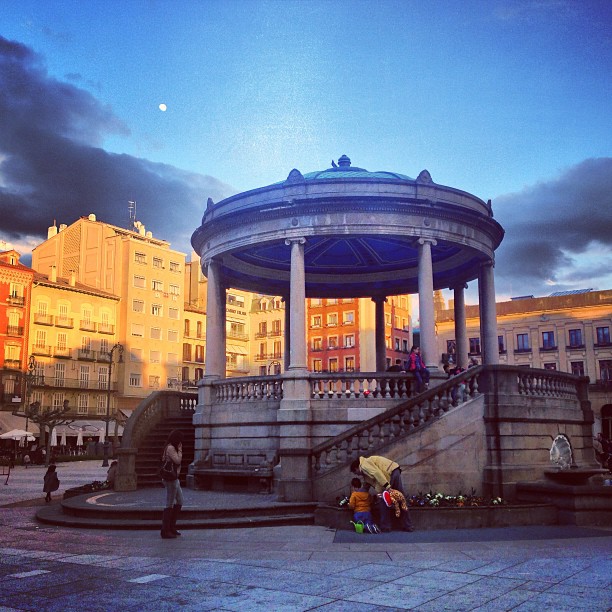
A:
[29,268,120,420]
[249,295,285,376]
[32,214,186,409]
[435,289,612,437]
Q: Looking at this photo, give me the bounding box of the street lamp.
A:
[24,355,36,439]
[102,343,123,467]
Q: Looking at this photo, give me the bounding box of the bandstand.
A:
[189,155,506,500]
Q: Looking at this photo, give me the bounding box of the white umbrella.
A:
[0,429,35,441]
[98,429,105,443]
[60,431,67,446]
[76,431,83,447]
[50,428,58,447]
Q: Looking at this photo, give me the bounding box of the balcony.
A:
[514,348,532,354]
[33,376,118,391]
[268,330,282,337]
[3,359,21,369]
[539,345,558,352]
[594,341,612,348]
[55,317,74,329]
[255,332,268,339]
[98,323,115,334]
[228,330,249,341]
[32,345,52,356]
[54,347,72,359]
[77,349,96,361]
[7,325,24,336]
[34,313,54,326]
[566,344,585,350]
[79,320,97,332]
[7,295,25,306]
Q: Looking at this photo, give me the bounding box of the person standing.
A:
[350,455,415,532]
[160,430,184,539]
[43,464,59,502]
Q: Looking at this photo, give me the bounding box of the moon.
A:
[159,103,167,112]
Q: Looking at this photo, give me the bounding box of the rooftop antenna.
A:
[128,200,137,228]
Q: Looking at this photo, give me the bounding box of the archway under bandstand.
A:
[190,155,505,500]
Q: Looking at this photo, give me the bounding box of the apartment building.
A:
[250,295,285,376]
[32,214,186,409]
[435,289,612,436]
[0,250,34,413]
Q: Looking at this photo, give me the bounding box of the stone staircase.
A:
[134,412,195,488]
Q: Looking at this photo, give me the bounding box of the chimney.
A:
[139,224,146,236]
[50,265,57,282]
[48,224,58,239]
[59,224,67,232]
[69,270,76,287]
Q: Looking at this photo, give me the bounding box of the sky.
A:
[1,0,611,306]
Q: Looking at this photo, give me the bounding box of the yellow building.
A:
[32,214,186,408]
[435,289,612,437]
[29,268,120,424]
[249,295,285,376]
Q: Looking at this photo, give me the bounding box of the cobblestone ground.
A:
[0,462,611,611]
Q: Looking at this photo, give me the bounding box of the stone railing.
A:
[309,371,416,399]
[213,375,283,402]
[115,390,197,491]
[310,367,482,477]
[516,368,581,398]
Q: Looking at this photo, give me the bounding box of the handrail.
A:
[310,366,483,476]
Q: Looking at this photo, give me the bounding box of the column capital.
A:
[450,282,468,291]
[371,295,388,304]
[417,236,438,247]
[480,258,495,269]
[285,237,306,246]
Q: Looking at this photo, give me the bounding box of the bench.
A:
[193,466,274,494]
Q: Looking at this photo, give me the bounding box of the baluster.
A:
[346,436,354,460]
[408,406,416,430]
[398,411,406,436]
[366,428,375,451]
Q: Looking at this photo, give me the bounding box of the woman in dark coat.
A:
[43,464,59,502]
[160,430,183,539]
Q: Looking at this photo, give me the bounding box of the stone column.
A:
[453,283,469,369]
[373,296,387,372]
[204,258,226,377]
[286,238,307,371]
[282,295,291,372]
[479,259,499,365]
[418,237,438,369]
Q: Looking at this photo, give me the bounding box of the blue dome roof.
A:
[290,155,414,182]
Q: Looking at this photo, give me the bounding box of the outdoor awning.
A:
[0,413,39,436]
[54,420,124,437]
[226,344,248,355]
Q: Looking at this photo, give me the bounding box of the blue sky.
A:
[1,0,611,304]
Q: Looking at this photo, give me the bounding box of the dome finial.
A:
[337,154,351,167]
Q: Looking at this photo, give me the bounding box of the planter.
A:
[314,503,558,531]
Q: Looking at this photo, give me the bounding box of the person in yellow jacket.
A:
[350,455,415,532]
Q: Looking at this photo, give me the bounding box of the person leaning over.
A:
[350,455,415,532]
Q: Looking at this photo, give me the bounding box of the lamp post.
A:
[24,355,36,440]
[102,343,123,467]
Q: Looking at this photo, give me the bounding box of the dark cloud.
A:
[493,157,612,295]
[0,36,233,254]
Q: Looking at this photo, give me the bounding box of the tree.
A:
[13,400,73,466]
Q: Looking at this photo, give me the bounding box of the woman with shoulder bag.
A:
[160,429,183,539]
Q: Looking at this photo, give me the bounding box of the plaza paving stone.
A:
[0,460,610,610]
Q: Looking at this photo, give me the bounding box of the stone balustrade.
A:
[213,375,283,402]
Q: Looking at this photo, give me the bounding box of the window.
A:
[131,348,143,362]
[149,375,160,389]
[81,336,91,353]
[329,358,338,372]
[168,329,178,342]
[498,335,505,353]
[169,308,179,320]
[52,393,65,409]
[259,342,266,359]
[79,365,90,389]
[543,363,557,371]
[133,275,146,288]
[273,341,282,358]
[599,360,612,382]
[169,261,180,273]
[134,252,146,264]
[394,316,400,329]
[151,327,161,340]
[131,323,144,337]
[98,366,108,391]
[342,298,354,304]
[312,337,322,351]
[77,394,89,415]
[516,333,530,352]
[571,361,585,376]
[469,337,481,355]
[541,331,556,350]
[97,394,107,415]
[183,344,192,361]
[345,356,355,372]
[327,313,338,326]
[37,302,48,316]
[184,319,190,336]
[327,298,338,305]
[197,321,203,337]
[403,339,409,352]
[568,329,583,348]
[343,311,355,325]
[311,298,322,306]
[596,327,611,346]
[168,353,178,366]
[129,373,142,387]
[57,333,67,350]
[54,362,65,386]
[271,320,281,335]
[153,257,163,269]
[345,334,355,348]
[195,345,204,362]
[151,303,163,316]
[169,284,180,295]
[133,299,145,313]
[328,336,338,349]
[152,279,163,291]
[395,338,400,351]
[313,359,322,372]
[9,282,24,298]
[35,329,46,349]
[101,338,109,355]
[150,350,161,363]
[259,365,267,376]
[311,315,322,328]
